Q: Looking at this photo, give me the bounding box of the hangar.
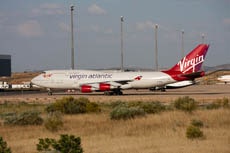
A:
[0,55,11,77]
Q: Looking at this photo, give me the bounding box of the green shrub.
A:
[46,97,83,114]
[36,138,55,152]
[127,101,142,107]
[222,97,229,108]
[46,96,79,113]
[109,100,126,108]
[109,100,166,112]
[140,101,166,114]
[86,102,101,113]
[37,134,83,153]
[77,97,90,103]
[186,125,204,139]
[191,119,204,128]
[206,102,221,110]
[46,96,100,114]
[206,98,229,109]
[174,96,197,112]
[65,100,87,114]
[44,111,63,132]
[0,136,11,153]
[110,105,145,120]
[4,111,43,126]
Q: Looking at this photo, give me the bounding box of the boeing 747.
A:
[31,44,209,95]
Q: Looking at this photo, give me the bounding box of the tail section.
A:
[163,44,209,81]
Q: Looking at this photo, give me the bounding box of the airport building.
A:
[0,55,11,77]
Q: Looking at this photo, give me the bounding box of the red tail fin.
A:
[163,44,209,81]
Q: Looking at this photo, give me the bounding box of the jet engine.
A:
[81,85,94,93]
[99,83,111,91]
[80,83,112,92]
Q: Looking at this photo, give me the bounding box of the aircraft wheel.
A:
[104,91,110,95]
[47,90,53,95]
[115,90,123,95]
[104,90,123,96]
[118,91,123,95]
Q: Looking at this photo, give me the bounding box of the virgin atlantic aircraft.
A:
[31,44,209,95]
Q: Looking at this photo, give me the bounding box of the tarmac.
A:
[0,84,230,103]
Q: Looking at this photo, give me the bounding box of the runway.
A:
[0,84,230,103]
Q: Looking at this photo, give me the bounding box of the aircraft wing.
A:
[111,80,133,85]
[79,79,132,88]
[78,76,142,92]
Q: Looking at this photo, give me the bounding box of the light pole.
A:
[120,16,124,71]
[181,29,184,59]
[155,24,158,71]
[70,5,75,70]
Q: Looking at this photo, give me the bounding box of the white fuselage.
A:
[31,70,176,91]
[30,44,209,94]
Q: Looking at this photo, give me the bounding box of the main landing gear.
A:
[104,89,123,95]
[149,87,166,92]
[47,88,53,95]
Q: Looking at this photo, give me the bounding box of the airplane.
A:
[217,75,230,84]
[31,44,209,95]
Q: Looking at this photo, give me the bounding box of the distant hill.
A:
[204,64,230,72]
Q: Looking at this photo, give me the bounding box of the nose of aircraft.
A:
[31,76,37,85]
[31,75,41,86]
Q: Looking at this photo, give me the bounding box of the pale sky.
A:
[0,0,230,72]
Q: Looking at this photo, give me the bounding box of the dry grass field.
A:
[0,71,230,153]
[0,108,229,153]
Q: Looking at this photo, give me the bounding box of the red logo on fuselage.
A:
[134,76,142,80]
